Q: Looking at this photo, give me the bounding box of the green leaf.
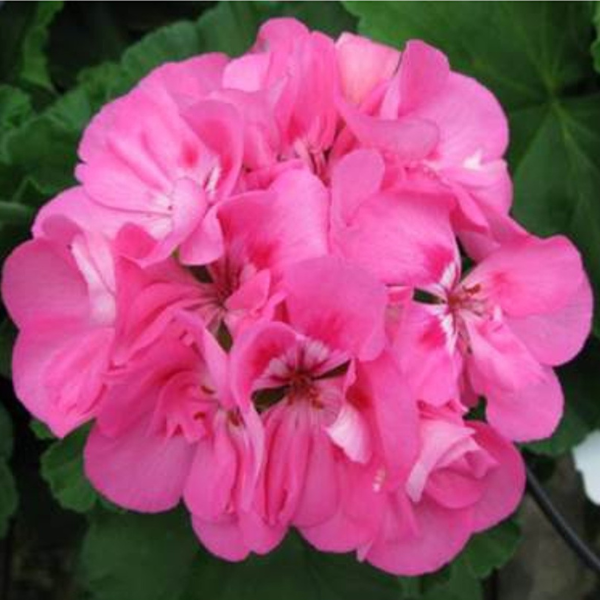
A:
[280,0,357,37]
[81,509,199,600]
[592,1,600,73]
[193,2,276,57]
[423,561,483,600]
[184,533,402,600]
[0,402,13,458]
[400,560,483,600]
[81,509,402,600]
[0,200,36,225]
[0,1,64,92]
[458,519,521,579]
[0,86,94,202]
[0,85,32,134]
[0,318,15,380]
[0,461,18,538]
[40,425,99,513]
[345,1,600,336]
[18,1,64,91]
[0,403,17,538]
[111,20,205,96]
[30,418,56,441]
[525,338,600,456]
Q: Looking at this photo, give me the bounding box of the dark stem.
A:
[526,464,600,575]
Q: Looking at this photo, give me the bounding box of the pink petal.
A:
[408,72,508,165]
[184,425,238,521]
[178,204,224,266]
[365,496,472,576]
[338,100,439,161]
[506,277,593,366]
[486,366,563,442]
[12,327,110,437]
[468,422,525,531]
[144,54,229,108]
[425,469,484,509]
[406,419,479,503]
[393,301,460,405]
[229,321,298,402]
[465,314,545,393]
[326,402,372,464]
[84,417,195,512]
[218,169,329,275]
[300,462,385,552]
[293,429,340,527]
[466,235,587,318]
[331,175,457,287]
[223,54,271,92]
[335,33,399,106]
[191,515,251,562]
[32,187,120,239]
[385,40,449,115]
[181,99,243,200]
[331,149,385,224]
[261,403,311,525]
[2,239,88,329]
[282,256,388,360]
[355,353,419,481]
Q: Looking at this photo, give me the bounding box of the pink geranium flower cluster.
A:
[2,19,593,575]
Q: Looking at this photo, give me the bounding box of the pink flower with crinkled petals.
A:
[360,400,524,576]
[2,199,116,436]
[229,256,390,536]
[224,18,339,181]
[76,56,243,266]
[85,311,272,561]
[396,235,593,441]
[333,38,513,241]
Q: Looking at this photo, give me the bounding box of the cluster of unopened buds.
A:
[2,19,593,575]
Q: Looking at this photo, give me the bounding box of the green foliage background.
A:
[0,2,598,598]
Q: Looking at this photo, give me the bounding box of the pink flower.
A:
[229,257,393,533]
[76,56,243,265]
[224,19,339,179]
[2,195,116,436]
[85,312,273,560]
[329,148,456,287]
[361,401,525,575]
[333,39,512,239]
[335,33,400,107]
[192,169,329,334]
[0,17,593,575]
[396,235,593,441]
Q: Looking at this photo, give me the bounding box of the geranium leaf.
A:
[592,1,600,74]
[0,403,17,538]
[0,1,64,92]
[0,402,13,459]
[81,509,199,600]
[40,425,99,513]
[185,532,403,600]
[0,461,18,538]
[458,519,521,579]
[81,511,403,600]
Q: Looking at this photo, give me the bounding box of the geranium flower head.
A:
[0,17,592,577]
